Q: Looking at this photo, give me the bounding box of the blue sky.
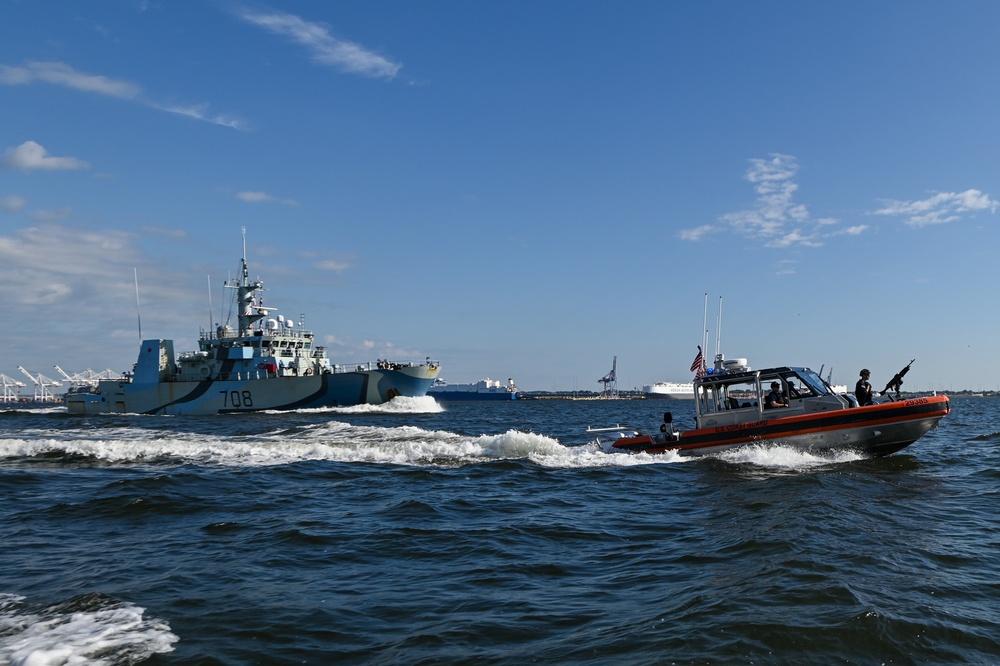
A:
[2,0,998,394]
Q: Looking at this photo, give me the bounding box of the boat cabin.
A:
[693,364,851,429]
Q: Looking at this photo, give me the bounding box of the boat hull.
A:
[607,395,950,458]
[66,366,437,415]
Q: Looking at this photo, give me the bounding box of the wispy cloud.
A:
[314,259,350,272]
[2,195,27,212]
[718,154,824,248]
[1,141,90,171]
[236,190,299,206]
[0,60,140,98]
[235,6,401,79]
[872,189,998,227]
[0,224,206,372]
[681,154,830,248]
[679,224,713,242]
[29,207,74,223]
[0,60,248,130]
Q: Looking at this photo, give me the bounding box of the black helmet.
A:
[860,368,870,376]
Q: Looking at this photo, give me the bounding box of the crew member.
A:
[855,369,874,406]
[765,381,788,409]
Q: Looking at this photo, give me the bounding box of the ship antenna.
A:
[701,293,708,357]
[241,226,249,287]
[134,267,142,343]
[207,275,214,333]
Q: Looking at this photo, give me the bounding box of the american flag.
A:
[690,346,706,377]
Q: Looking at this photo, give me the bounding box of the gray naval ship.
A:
[67,237,439,415]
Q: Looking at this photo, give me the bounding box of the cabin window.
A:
[790,370,829,397]
[696,385,723,414]
[720,379,758,409]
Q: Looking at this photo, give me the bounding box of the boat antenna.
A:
[134,267,142,343]
[715,296,723,359]
[701,293,709,357]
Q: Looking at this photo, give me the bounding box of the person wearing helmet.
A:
[855,368,874,406]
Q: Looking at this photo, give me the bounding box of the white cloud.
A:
[153,103,249,131]
[2,195,26,212]
[679,224,715,241]
[765,229,821,249]
[680,153,853,249]
[775,259,798,275]
[0,60,141,98]
[719,154,814,240]
[236,7,401,78]
[0,60,247,130]
[0,224,206,376]
[1,141,90,171]
[314,259,350,272]
[29,207,74,223]
[873,189,998,227]
[235,190,299,206]
[142,226,188,240]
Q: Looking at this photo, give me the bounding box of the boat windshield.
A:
[791,369,831,396]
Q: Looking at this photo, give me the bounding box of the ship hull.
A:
[606,396,950,458]
[641,383,694,400]
[66,366,437,415]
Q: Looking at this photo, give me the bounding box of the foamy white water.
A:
[0,593,177,666]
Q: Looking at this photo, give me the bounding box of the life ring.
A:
[660,424,667,433]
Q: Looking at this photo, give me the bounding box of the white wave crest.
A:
[714,443,866,468]
[262,395,444,415]
[0,418,691,469]
[0,593,178,665]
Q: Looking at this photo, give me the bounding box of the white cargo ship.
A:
[428,377,518,401]
[641,381,695,399]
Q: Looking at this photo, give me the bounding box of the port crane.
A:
[1,373,26,402]
[598,356,619,399]
[17,366,62,402]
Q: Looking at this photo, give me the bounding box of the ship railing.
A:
[325,359,440,373]
[199,327,316,341]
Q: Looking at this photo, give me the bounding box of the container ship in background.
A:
[428,377,518,400]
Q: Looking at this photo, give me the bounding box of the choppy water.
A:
[1,396,998,665]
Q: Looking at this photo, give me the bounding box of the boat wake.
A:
[713,443,867,469]
[267,395,445,415]
[0,592,177,665]
[0,419,693,469]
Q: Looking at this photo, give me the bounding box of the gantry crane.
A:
[598,356,618,399]
[17,366,62,402]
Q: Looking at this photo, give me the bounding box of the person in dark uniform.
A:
[765,381,788,409]
[855,368,874,406]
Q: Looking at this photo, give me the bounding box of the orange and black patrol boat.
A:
[589,357,949,458]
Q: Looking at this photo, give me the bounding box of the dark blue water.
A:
[2,396,999,665]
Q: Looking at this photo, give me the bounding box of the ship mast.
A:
[226,228,270,337]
